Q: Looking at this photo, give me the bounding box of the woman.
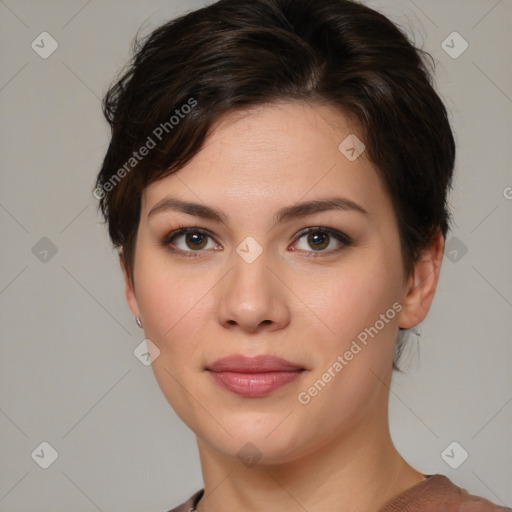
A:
[94,0,510,510]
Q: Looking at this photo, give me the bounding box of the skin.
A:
[121,101,444,512]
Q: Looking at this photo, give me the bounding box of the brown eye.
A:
[292,227,352,256]
[163,227,218,256]
[183,232,208,250]
[306,231,330,251]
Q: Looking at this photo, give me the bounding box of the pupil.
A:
[187,233,206,249]
[309,231,329,250]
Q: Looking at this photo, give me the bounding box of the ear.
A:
[119,250,141,319]
[397,229,445,329]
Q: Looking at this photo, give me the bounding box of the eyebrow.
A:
[147,196,368,225]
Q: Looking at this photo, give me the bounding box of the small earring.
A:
[135,317,143,329]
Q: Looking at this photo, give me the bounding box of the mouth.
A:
[205,354,307,398]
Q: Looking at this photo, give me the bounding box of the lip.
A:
[206,354,306,398]
[206,354,305,373]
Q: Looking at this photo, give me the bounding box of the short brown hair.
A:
[94,0,456,371]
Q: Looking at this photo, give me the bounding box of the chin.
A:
[200,417,310,465]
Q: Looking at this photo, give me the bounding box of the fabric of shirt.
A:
[164,474,511,512]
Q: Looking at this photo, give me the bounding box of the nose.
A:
[216,249,291,333]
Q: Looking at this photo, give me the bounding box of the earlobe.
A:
[119,251,140,319]
[397,229,445,329]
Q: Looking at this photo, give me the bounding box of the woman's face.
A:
[124,101,420,463]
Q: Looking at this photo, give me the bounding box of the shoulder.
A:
[164,489,204,512]
[165,478,511,512]
[379,474,510,512]
[441,475,510,512]
[456,486,511,512]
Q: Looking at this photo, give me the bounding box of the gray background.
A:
[0,0,511,511]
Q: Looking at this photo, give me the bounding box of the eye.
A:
[162,226,220,257]
[291,227,351,257]
[161,225,352,258]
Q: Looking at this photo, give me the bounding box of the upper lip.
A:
[206,354,305,373]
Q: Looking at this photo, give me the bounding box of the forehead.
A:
[197,101,360,168]
[141,101,390,221]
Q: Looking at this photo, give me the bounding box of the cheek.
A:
[312,251,402,344]
[133,252,214,427]
[295,249,402,414]
[133,247,210,360]
[294,273,399,437]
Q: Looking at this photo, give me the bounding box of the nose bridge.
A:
[216,237,290,331]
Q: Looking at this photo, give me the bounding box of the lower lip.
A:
[207,370,305,397]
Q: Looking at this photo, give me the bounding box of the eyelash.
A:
[160,224,352,259]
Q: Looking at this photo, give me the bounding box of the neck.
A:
[194,401,425,512]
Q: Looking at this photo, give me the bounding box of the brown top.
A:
[165,474,511,512]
